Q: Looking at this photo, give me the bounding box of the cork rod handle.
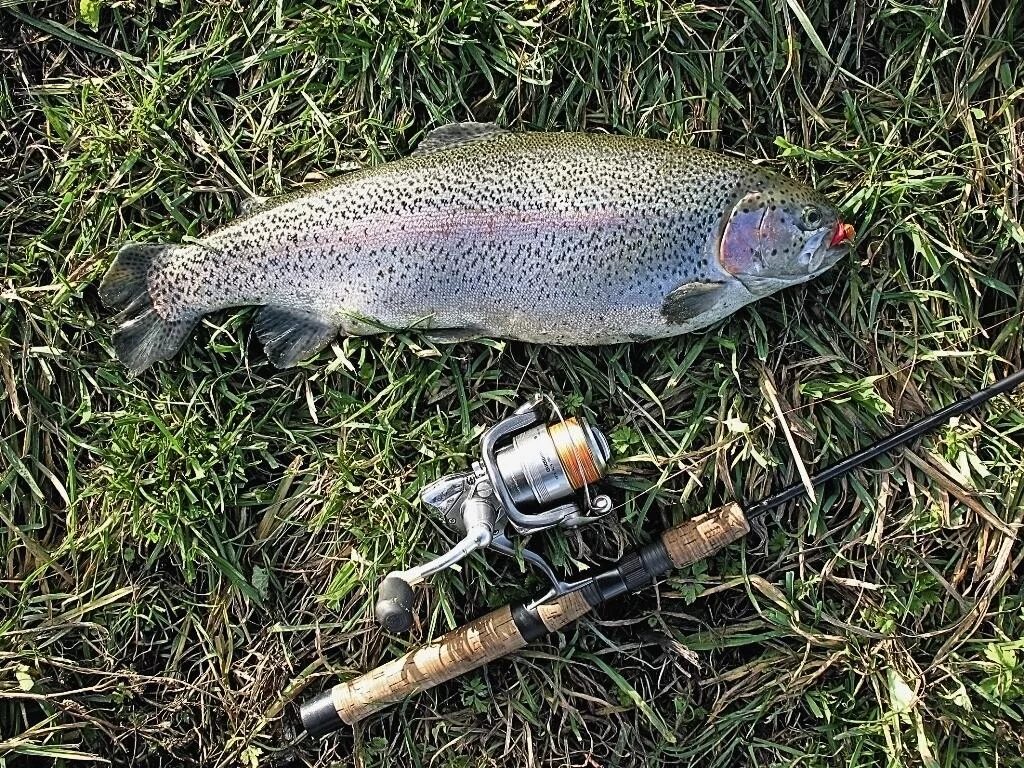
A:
[326,588,593,726]
[299,504,749,735]
[661,503,749,567]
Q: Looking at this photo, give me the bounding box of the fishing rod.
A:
[298,367,1024,737]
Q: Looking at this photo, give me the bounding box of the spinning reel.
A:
[375,397,613,633]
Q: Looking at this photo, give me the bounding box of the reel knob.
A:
[375,575,416,633]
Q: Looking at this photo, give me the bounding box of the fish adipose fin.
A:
[255,306,339,368]
[661,280,727,324]
[414,122,509,155]
[240,195,273,216]
[99,243,198,375]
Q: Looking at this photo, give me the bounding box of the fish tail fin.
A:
[99,242,198,374]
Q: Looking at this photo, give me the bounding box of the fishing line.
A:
[541,392,597,512]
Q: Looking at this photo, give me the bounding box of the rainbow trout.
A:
[101,123,855,373]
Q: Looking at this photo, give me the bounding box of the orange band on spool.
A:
[549,418,602,490]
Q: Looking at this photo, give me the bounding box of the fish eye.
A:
[800,206,824,230]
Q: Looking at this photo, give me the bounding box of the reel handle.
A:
[374,497,498,633]
[374,575,416,634]
[300,504,749,735]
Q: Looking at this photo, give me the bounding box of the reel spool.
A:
[375,398,613,633]
[496,417,607,510]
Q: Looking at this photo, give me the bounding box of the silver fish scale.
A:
[149,132,795,344]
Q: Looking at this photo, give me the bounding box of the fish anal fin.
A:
[422,327,484,344]
[661,281,728,324]
[255,306,340,368]
[414,122,509,155]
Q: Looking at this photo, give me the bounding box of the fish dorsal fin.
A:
[414,122,509,155]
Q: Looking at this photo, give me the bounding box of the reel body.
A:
[375,398,612,633]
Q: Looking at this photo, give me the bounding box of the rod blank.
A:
[746,367,1024,520]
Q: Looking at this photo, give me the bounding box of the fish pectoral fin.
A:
[255,306,339,368]
[421,327,485,344]
[661,280,728,324]
[414,122,509,155]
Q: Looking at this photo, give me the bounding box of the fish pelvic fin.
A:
[421,326,484,344]
[255,306,340,368]
[100,242,198,374]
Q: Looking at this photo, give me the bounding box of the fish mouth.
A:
[830,221,856,248]
[807,230,852,274]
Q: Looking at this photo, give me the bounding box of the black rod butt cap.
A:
[300,689,344,739]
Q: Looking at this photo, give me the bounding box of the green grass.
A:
[2,0,1023,765]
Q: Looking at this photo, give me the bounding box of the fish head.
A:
[718,181,854,296]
